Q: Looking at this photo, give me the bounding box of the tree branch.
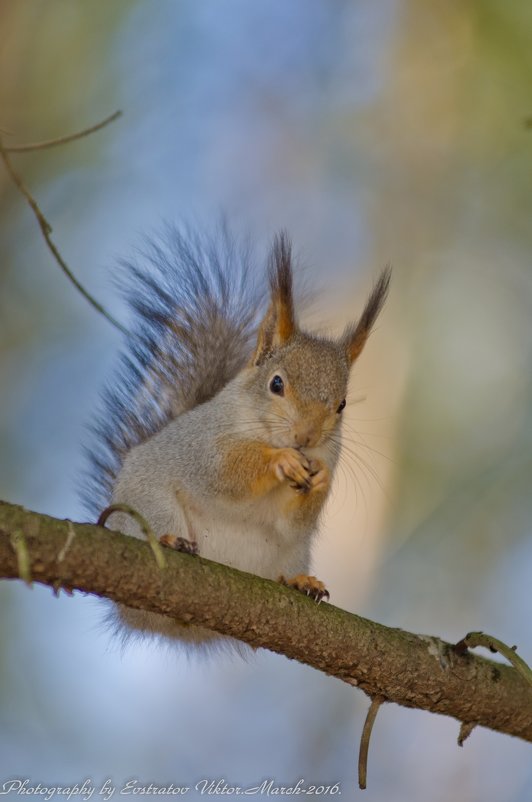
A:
[0,113,128,335]
[0,499,531,745]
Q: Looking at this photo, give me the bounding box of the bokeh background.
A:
[1,2,531,800]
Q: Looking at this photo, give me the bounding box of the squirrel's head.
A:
[247,232,390,450]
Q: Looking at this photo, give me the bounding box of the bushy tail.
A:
[83,225,264,517]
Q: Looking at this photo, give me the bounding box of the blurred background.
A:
[1,2,531,800]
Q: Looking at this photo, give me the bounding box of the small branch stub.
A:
[458,721,477,747]
[455,631,532,687]
[98,503,167,570]
[9,529,32,587]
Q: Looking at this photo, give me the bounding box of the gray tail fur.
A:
[82,225,264,518]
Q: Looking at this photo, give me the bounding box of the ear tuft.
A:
[251,231,297,365]
[343,266,391,365]
[268,231,296,343]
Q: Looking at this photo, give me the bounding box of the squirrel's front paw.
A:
[307,459,331,494]
[270,447,310,491]
[279,574,330,603]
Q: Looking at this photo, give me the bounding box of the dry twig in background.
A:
[0,111,127,334]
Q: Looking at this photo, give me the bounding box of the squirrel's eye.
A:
[337,399,346,414]
[269,375,285,396]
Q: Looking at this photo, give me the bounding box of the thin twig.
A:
[3,110,122,153]
[0,137,128,335]
[455,631,532,686]
[98,503,167,570]
[358,695,385,790]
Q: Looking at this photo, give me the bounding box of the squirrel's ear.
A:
[251,232,297,366]
[342,266,391,365]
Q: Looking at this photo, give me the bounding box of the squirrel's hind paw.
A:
[279,574,330,603]
[159,534,199,556]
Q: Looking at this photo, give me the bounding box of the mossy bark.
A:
[0,499,530,742]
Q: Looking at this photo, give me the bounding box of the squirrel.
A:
[85,226,390,649]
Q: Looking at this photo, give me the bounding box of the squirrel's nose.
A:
[294,425,320,448]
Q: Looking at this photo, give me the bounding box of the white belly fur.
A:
[187,502,310,581]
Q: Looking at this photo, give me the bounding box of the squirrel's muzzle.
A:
[293,423,321,449]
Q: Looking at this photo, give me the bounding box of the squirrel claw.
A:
[279,574,330,604]
[289,480,311,494]
[159,534,199,556]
